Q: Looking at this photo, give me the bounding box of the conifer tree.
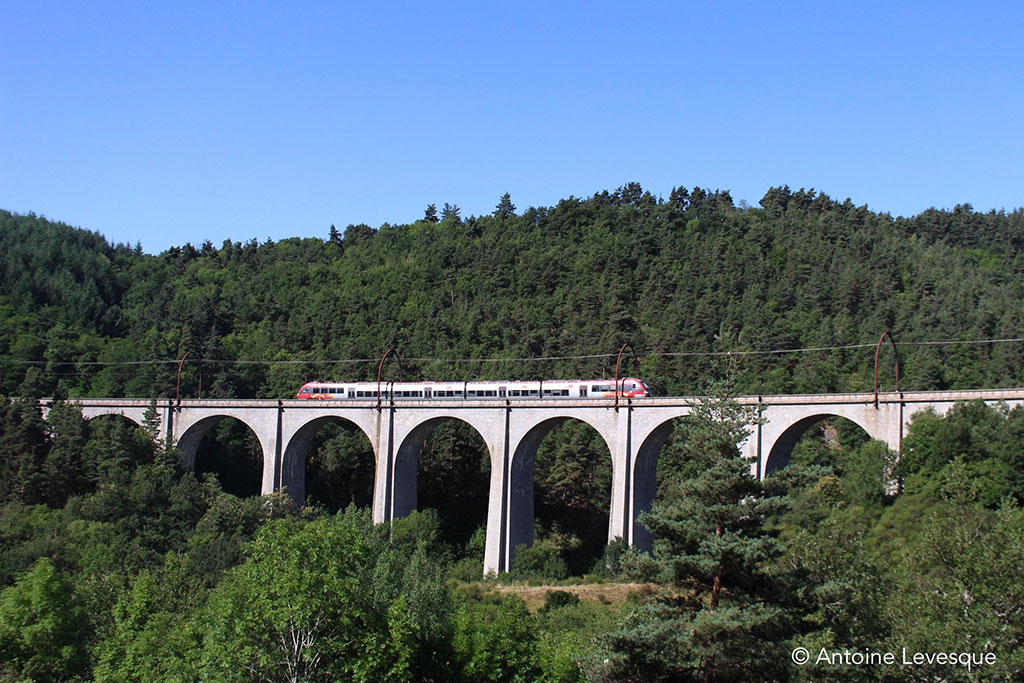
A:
[424,204,439,224]
[493,193,516,219]
[598,381,798,682]
[440,203,461,224]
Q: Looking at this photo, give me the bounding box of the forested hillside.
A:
[2,187,1024,681]
[3,184,1023,399]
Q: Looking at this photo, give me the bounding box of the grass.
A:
[489,582,659,612]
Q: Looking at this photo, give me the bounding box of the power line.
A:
[1,337,1022,367]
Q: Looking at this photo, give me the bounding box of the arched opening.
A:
[281,417,375,513]
[394,419,491,566]
[507,417,613,577]
[630,419,678,552]
[532,420,614,577]
[180,417,263,498]
[766,415,871,476]
[770,415,891,508]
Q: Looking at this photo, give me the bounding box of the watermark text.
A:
[791,647,996,673]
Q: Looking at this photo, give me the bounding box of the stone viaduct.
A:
[58,389,1024,574]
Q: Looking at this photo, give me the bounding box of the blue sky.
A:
[2,1,1021,253]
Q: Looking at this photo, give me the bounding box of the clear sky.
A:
[2,1,1021,253]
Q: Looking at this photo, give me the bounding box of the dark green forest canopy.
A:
[2,184,1023,399]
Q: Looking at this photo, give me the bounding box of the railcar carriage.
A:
[295,378,650,400]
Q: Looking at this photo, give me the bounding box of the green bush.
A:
[511,541,568,581]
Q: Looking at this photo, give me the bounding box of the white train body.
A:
[296,378,650,400]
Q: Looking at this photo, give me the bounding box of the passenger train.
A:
[296,378,650,400]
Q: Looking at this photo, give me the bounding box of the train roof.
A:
[303,378,645,384]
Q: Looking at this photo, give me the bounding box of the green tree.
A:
[201,515,369,682]
[453,593,541,682]
[898,401,1024,505]
[0,557,90,681]
[0,396,49,506]
[40,400,88,507]
[424,204,439,224]
[200,510,456,682]
[784,517,892,682]
[884,469,1024,680]
[92,561,205,682]
[599,386,798,682]
[441,203,462,224]
[494,193,516,219]
[328,224,342,246]
[841,440,894,509]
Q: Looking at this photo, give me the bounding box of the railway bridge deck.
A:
[55,389,1024,574]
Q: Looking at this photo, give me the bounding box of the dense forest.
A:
[1,187,1023,680]
[2,185,1023,399]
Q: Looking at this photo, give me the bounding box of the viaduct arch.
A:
[58,389,1024,574]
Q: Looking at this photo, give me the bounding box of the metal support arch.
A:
[376,349,403,410]
[614,342,640,410]
[175,352,190,407]
[873,331,901,408]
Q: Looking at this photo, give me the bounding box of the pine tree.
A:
[423,204,439,224]
[494,193,516,219]
[598,382,798,682]
[440,203,461,224]
[142,398,161,443]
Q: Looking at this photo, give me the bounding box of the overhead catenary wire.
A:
[1,337,1022,367]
